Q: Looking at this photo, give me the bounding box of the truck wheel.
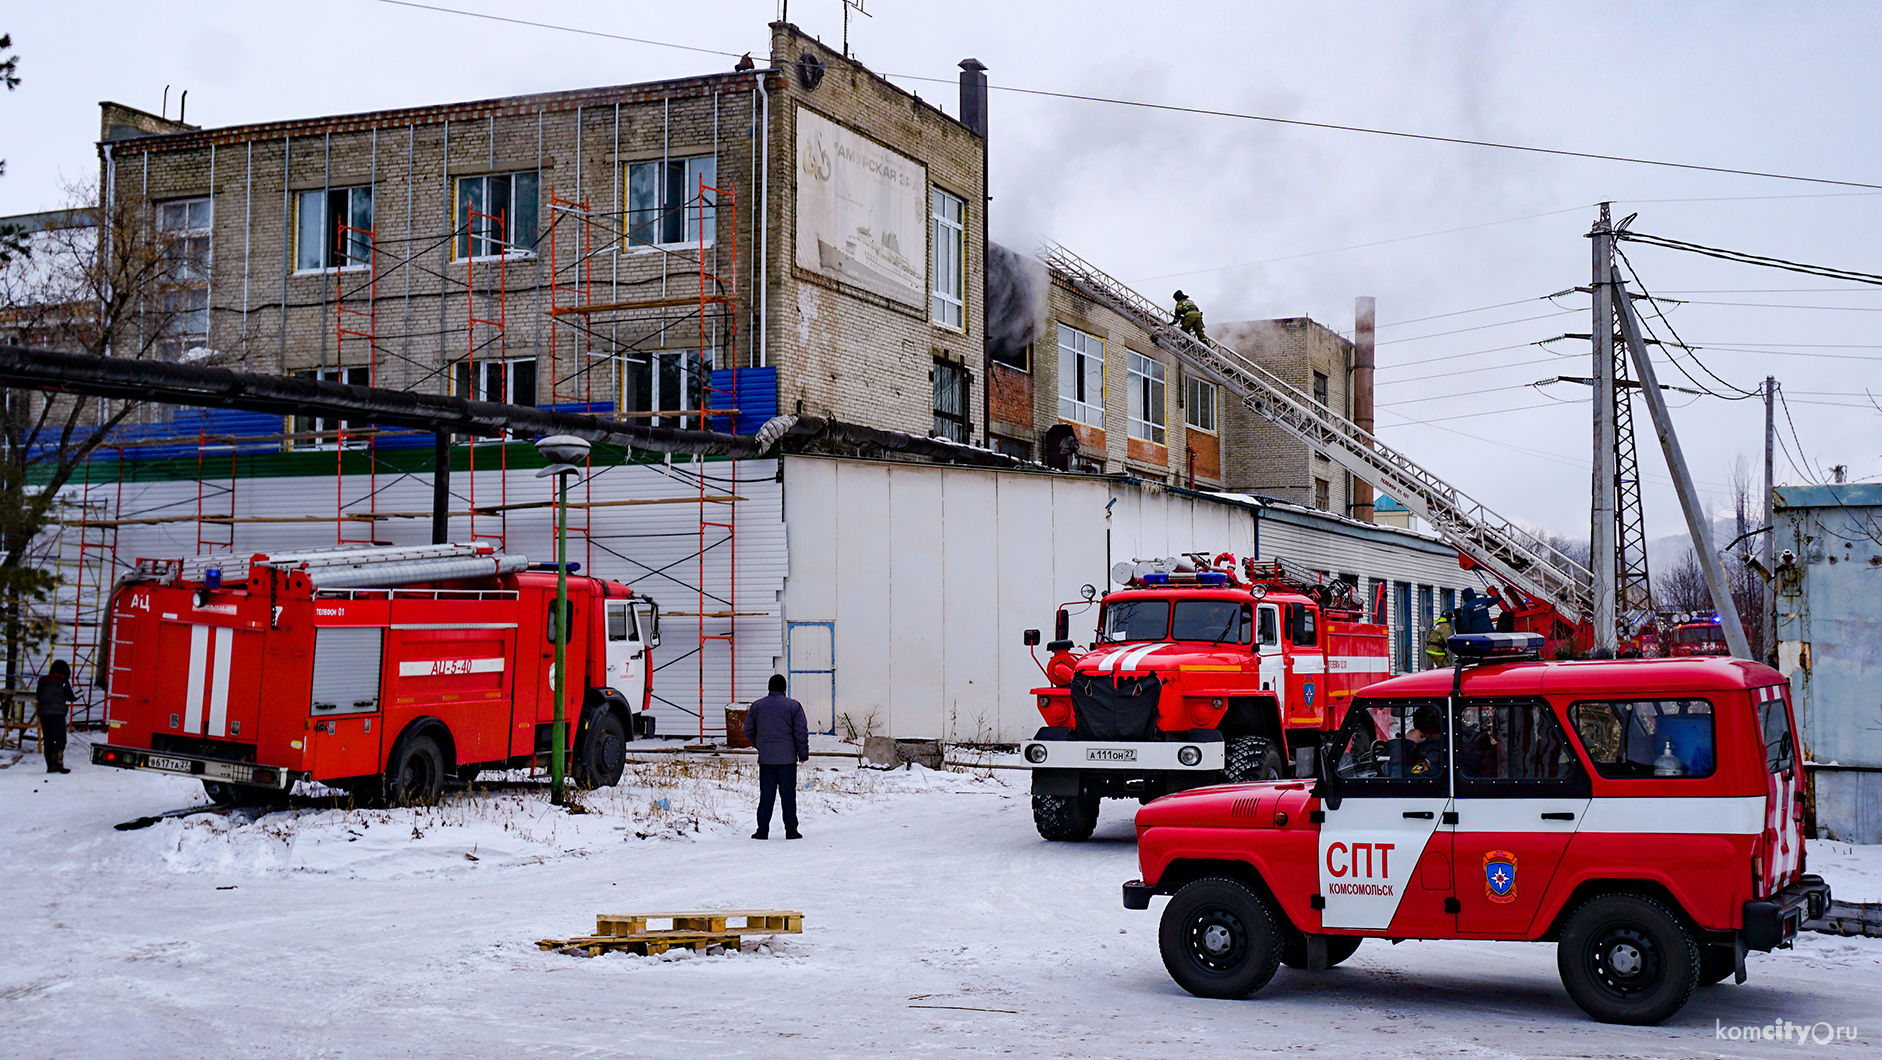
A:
[1557,893,1700,1024]
[576,712,627,789]
[1159,877,1284,999]
[388,734,446,807]
[1280,932,1362,969]
[1697,943,1738,986]
[1032,793,1096,841]
[1225,737,1283,783]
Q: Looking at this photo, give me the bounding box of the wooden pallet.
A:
[595,910,803,937]
[540,909,804,958]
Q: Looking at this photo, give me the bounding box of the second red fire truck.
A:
[1020,555,1393,841]
[90,543,660,806]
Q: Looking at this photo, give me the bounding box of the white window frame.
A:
[294,186,374,273]
[453,356,538,407]
[1057,323,1104,428]
[618,348,707,429]
[454,171,539,261]
[288,366,371,449]
[624,155,716,249]
[1128,351,1167,445]
[929,186,965,331]
[158,197,212,360]
[1185,377,1217,433]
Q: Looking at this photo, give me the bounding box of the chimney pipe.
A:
[958,58,988,138]
[1352,296,1376,524]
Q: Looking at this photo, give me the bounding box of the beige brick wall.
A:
[100,25,988,445]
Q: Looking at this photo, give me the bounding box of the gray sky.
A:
[3,0,1879,542]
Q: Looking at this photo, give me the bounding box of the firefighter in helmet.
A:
[1172,291,1206,343]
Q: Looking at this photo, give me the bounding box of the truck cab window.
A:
[606,604,630,642]
[1170,600,1250,644]
[1569,698,1715,778]
[1257,605,1279,646]
[1101,600,1170,643]
[1287,603,1318,646]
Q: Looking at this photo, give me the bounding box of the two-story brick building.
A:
[95,23,986,446]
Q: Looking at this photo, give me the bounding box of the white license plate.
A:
[144,754,192,773]
[1086,748,1137,763]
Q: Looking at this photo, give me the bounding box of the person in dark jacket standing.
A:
[36,659,77,774]
[743,674,809,839]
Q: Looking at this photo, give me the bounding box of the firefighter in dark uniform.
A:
[1172,291,1207,343]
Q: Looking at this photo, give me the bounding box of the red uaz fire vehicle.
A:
[1123,632,1830,1025]
[90,543,660,805]
[1020,555,1391,842]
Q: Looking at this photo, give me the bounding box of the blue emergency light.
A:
[1448,632,1544,659]
[1140,572,1170,586]
[1196,571,1228,586]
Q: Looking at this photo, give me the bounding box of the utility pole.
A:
[1613,266,1753,659]
[1589,206,1618,654]
[1762,376,1776,662]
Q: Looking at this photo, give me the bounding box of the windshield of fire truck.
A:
[1101,599,1250,644]
[1672,625,1719,645]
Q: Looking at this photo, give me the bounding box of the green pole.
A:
[551,469,569,805]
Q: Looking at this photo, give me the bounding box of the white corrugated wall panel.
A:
[85,455,786,743]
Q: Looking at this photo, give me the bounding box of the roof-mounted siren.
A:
[1448,632,1545,662]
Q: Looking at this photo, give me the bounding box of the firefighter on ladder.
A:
[1172,291,1207,343]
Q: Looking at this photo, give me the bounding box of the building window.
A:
[990,435,1031,461]
[1127,351,1166,445]
[991,340,1031,373]
[295,186,373,272]
[455,172,539,260]
[619,349,707,429]
[1184,376,1216,433]
[1314,477,1331,510]
[453,356,537,407]
[1312,370,1329,407]
[625,155,716,247]
[933,358,969,442]
[157,198,211,360]
[289,366,370,448]
[1057,323,1103,427]
[929,187,965,331]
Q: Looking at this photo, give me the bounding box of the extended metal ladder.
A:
[1039,241,1594,624]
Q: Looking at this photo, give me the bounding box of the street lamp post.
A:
[533,434,591,807]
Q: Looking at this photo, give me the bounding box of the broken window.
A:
[295,186,373,272]
[1127,351,1166,445]
[1313,370,1329,407]
[929,187,965,330]
[932,358,969,441]
[455,172,539,259]
[625,155,716,247]
[1057,323,1103,427]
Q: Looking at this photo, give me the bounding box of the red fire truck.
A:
[1123,633,1830,1025]
[89,543,660,806]
[1019,556,1392,841]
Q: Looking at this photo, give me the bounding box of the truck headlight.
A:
[1177,745,1202,767]
[1037,695,1050,709]
[1024,743,1048,764]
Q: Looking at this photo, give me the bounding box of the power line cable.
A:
[1617,230,1882,286]
[375,0,1882,192]
[1377,293,1571,329]
[1376,309,1579,345]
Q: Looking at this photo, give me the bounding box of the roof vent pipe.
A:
[958,58,988,137]
[1351,296,1377,524]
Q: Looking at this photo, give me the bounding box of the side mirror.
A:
[1023,629,1042,647]
[1055,608,1070,643]
[1311,742,1343,811]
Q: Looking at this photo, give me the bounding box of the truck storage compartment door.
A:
[311,628,383,715]
[156,621,260,741]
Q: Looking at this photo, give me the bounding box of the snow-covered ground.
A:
[3,733,1879,1059]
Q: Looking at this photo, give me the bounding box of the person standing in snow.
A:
[743,674,809,840]
[36,659,77,774]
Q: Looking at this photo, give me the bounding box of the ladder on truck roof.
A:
[1039,241,1594,625]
